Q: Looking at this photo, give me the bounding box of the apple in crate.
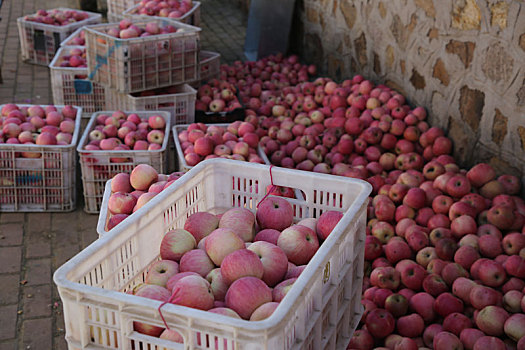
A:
[184,212,219,243]
[145,260,179,288]
[108,192,136,215]
[204,228,245,265]
[316,210,343,240]
[272,277,297,302]
[225,276,272,320]
[250,302,279,321]
[218,208,255,242]
[159,329,183,343]
[277,225,319,265]
[247,241,288,287]
[133,285,171,336]
[166,272,200,292]
[179,249,214,277]
[169,275,214,311]
[256,197,294,231]
[130,164,158,191]
[254,229,281,245]
[208,307,241,319]
[206,268,229,302]
[220,249,264,285]
[160,229,196,262]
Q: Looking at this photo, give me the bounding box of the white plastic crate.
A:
[97,171,183,236]
[199,50,220,84]
[107,84,196,126]
[77,111,171,213]
[54,159,371,350]
[107,0,139,23]
[50,46,109,118]
[84,19,201,93]
[173,123,267,172]
[123,1,201,26]
[60,27,86,47]
[17,8,102,66]
[0,104,82,212]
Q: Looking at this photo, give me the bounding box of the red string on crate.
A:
[158,290,182,330]
[256,165,276,208]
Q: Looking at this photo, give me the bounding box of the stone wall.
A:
[291,0,525,181]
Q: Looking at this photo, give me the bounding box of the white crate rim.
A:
[77,110,171,155]
[60,27,85,47]
[200,50,220,63]
[126,83,196,103]
[0,104,82,150]
[123,1,201,23]
[17,7,102,30]
[83,18,201,43]
[54,159,371,332]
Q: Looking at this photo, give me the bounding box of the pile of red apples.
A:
[195,80,242,113]
[129,195,344,342]
[23,9,90,26]
[64,29,86,46]
[0,104,78,152]
[187,54,525,349]
[177,121,264,167]
[104,19,179,39]
[57,47,87,68]
[132,0,196,19]
[85,111,166,152]
[106,164,184,230]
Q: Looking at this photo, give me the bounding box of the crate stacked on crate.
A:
[194,50,220,86]
[81,18,201,124]
[17,8,101,65]
[60,27,86,47]
[50,46,109,118]
[123,1,201,26]
[54,159,371,350]
[0,104,82,212]
[84,19,201,93]
[77,110,171,213]
[106,0,139,22]
[107,84,197,126]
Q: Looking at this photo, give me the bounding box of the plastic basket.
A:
[77,111,171,214]
[173,123,267,172]
[84,19,201,93]
[198,50,220,84]
[0,104,82,212]
[107,0,139,23]
[60,27,86,47]
[107,84,196,126]
[123,1,201,26]
[50,46,109,118]
[17,8,102,66]
[54,159,371,350]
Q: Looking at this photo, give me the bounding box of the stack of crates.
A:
[82,17,201,126]
[17,8,102,66]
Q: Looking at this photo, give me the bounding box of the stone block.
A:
[445,40,476,68]
[410,69,426,90]
[433,59,450,86]
[452,0,481,30]
[481,42,514,84]
[459,85,485,132]
[491,109,508,146]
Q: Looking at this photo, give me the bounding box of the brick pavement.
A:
[0,1,246,349]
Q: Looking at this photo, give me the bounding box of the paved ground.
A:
[0,1,246,349]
